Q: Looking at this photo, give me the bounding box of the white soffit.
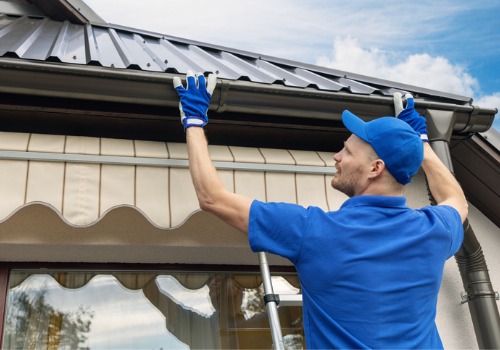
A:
[0,131,343,229]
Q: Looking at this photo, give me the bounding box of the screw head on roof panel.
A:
[73,56,77,60]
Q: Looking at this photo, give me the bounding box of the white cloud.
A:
[83,1,485,64]
[316,37,479,97]
[317,37,500,130]
[474,93,500,111]
[475,93,500,128]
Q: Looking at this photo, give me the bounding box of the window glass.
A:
[2,270,304,349]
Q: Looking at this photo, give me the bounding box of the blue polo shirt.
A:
[249,195,463,349]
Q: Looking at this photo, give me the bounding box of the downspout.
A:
[425,109,500,349]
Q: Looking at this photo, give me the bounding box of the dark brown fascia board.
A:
[451,136,500,228]
[27,0,88,24]
[64,0,106,25]
[0,58,495,135]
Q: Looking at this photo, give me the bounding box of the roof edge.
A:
[104,23,472,105]
[0,57,494,135]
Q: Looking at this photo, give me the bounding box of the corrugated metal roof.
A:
[0,14,472,104]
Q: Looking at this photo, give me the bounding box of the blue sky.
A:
[84,0,500,129]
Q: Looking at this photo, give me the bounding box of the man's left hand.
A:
[393,92,429,142]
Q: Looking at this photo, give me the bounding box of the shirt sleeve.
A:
[433,205,464,258]
[248,200,310,264]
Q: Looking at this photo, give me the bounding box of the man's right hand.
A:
[173,71,216,129]
[393,92,429,142]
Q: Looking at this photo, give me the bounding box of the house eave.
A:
[0,57,495,136]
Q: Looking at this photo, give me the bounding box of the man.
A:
[173,71,467,349]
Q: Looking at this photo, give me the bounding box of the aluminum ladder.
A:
[258,252,303,350]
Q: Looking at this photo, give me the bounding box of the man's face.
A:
[331,135,375,197]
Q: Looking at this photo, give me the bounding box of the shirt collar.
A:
[340,195,407,210]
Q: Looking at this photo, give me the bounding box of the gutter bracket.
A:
[460,105,481,134]
[215,79,230,113]
[461,291,500,304]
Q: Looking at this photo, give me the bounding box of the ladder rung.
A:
[278,294,303,307]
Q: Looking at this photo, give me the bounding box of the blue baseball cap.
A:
[341,110,423,185]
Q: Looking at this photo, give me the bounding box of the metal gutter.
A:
[0,58,495,134]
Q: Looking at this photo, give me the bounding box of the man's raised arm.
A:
[420,142,468,222]
[173,71,252,233]
[394,93,468,222]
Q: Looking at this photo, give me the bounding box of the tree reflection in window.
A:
[4,274,189,349]
[3,284,93,349]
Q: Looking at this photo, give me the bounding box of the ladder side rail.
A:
[258,252,285,350]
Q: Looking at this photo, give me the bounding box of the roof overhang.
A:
[0,58,495,145]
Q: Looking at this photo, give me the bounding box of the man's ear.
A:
[368,159,385,179]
